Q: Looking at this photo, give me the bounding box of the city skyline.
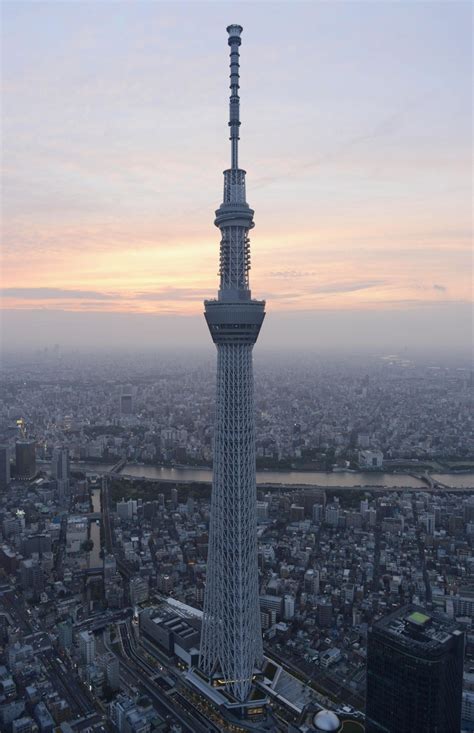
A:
[1,2,472,352]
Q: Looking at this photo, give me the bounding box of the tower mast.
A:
[228,23,241,169]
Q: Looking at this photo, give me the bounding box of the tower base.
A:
[184,668,277,731]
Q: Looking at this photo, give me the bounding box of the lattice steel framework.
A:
[199,25,265,704]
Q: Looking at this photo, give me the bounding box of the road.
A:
[40,650,96,717]
[411,496,432,604]
[1,590,33,634]
[74,608,132,633]
[1,590,104,722]
[102,478,113,554]
[114,621,219,733]
[265,646,365,713]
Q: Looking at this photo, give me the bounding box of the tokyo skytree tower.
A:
[199,24,265,704]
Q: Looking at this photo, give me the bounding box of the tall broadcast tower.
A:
[199,24,265,704]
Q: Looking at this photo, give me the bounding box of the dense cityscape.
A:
[1,350,472,470]
[0,350,472,732]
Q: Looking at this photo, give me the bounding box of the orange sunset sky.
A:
[1,2,472,350]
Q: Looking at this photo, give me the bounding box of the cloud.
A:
[270,270,316,279]
[0,286,211,305]
[310,280,385,295]
[433,283,447,292]
[0,287,116,300]
[133,288,206,301]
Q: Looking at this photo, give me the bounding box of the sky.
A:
[1,1,472,352]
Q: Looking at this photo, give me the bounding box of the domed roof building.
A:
[313,709,341,732]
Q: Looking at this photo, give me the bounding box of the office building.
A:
[359,449,383,470]
[51,445,70,501]
[51,445,69,480]
[129,575,149,606]
[304,569,320,595]
[283,595,295,620]
[15,440,36,480]
[120,385,134,415]
[78,630,96,666]
[34,702,54,733]
[366,606,464,733]
[117,498,136,521]
[57,620,73,650]
[20,559,44,597]
[317,599,333,627]
[0,445,11,490]
[325,502,340,527]
[256,501,269,521]
[97,652,120,691]
[12,718,34,733]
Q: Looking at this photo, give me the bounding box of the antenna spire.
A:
[227,24,242,169]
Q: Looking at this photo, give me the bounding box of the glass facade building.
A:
[366,605,464,733]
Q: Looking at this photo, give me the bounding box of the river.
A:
[431,473,474,489]
[72,462,473,490]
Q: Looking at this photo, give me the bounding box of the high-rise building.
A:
[79,630,96,665]
[366,606,464,733]
[51,445,69,480]
[304,569,320,595]
[129,575,149,606]
[117,498,135,521]
[0,445,11,490]
[15,440,36,480]
[51,446,70,502]
[463,689,474,730]
[325,502,340,527]
[57,619,73,650]
[283,595,295,620]
[420,511,435,535]
[198,24,265,706]
[104,553,117,582]
[312,503,323,523]
[120,385,134,415]
[97,652,120,691]
[20,559,44,597]
[256,501,269,521]
[170,487,178,509]
[317,599,333,627]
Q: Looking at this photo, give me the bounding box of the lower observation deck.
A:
[204,299,265,344]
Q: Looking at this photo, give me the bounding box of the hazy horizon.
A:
[1,301,472,360]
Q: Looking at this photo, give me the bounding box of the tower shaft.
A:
[199,344,263,701]
[199,24,265,704]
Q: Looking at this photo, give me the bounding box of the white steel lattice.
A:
[200,24,265,706]
[199,343,263,702]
